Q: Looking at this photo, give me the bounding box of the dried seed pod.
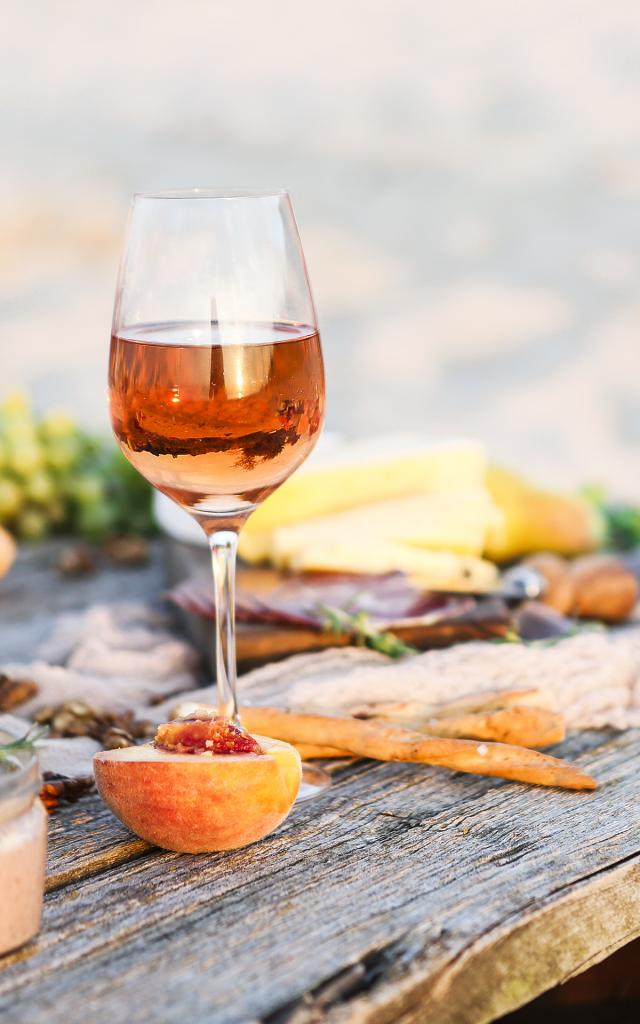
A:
[30,701,153,750]
[106,725,133,738]
[34,706,57,724]
[132,720,156,738]
[51,711,76,734]
[65,701,93,718]
[104,535,149,566]
[41,773,94,811]
[56,545,96,577]
[103,730,134,750]
[64,719,91,737]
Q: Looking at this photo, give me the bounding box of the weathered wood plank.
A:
[0,541,168,663]
[4,542,640,1023]
[0,728,638,1024]
[330,860,640,1024]
[45,793,151,892]
[0,538,344,671]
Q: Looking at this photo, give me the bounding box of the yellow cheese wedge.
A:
[243,439,488,536]
[285,540,498,593]
[257,488,500,567]
[485,465,604,562]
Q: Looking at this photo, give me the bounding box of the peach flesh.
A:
[93,735,301,853]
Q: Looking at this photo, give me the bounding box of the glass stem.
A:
[208,530,239,723]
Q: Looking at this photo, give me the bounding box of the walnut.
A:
[570,555,639,623]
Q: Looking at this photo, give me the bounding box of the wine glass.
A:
[108,188,327,796]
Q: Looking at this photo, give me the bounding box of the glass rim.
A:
[134,187,290,201]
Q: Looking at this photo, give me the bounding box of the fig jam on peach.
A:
[154,715,263,756]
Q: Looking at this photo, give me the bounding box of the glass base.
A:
[296,763,332,802]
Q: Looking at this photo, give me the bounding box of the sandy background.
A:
[2,1,640,495]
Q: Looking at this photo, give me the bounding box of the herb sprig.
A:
[317,604,418,658]
[0,724,48,772]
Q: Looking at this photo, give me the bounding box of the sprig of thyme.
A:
[0,724,48,771]
[489,628,521,645]
[316,604,418,658]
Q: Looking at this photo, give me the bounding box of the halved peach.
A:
[93,735,301,853]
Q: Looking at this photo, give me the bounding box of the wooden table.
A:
[1,543,639,1024]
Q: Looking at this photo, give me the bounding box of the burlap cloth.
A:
[2,606,640,780]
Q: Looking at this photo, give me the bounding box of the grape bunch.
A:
[0,393,155,541]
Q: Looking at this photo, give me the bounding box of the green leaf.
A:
[316,603,417,659]
[581,484,640,552]
[0,724,48,771]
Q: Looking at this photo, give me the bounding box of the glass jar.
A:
[0,731,48,956]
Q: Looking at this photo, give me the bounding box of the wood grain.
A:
[1,728,638,1024]
[45,793,151,892]
[1,542,640,1024]
[0,540,168,662]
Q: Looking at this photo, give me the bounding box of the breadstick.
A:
[294,708,565,757]
[353,704,565,748]
[295,743,353,759]
[421,706,564,747]
[239,706,595,790]
[294,705,564,754]
[348,687,554,724]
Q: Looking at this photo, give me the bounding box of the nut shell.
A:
[570,555,638,623]
[523,553,575,615]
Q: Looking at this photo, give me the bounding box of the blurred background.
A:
[2,0,640,494]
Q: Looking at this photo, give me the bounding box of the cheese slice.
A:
[255,488,499,565]
[285,540,498,593]
[243,438,488,536]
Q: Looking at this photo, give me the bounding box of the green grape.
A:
[6,441,44,477]
[107,448,155,535]
[71,474,106,508]
[48,498,67,526]
[1,394,37,448]
[44,437,82,473]
[2,420,38,448]
[75,503,115,540]
[0,392,30,420]
[55,470,79,500]
[0,478,23,520]
[38,410,78,442]
[78,434,103,459]
[126,508,155,535]
[25,470,55,505]
[17,507,49,541]
[0,407,158,541]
